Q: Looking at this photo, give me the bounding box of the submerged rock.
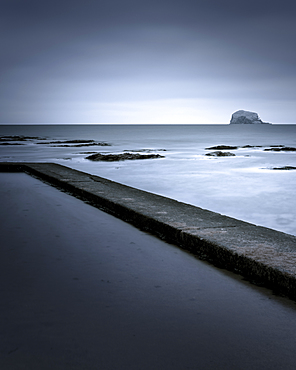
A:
[272,166,296,170]
[0,135,46,142]
[0,142,25,145]
[241,145,263,148]
[205,145,238,150]
[123,149,166,153]
[37,139,111,147]
[86,152,165,161]
[205,151,235,157]
[51,139,95,144]
[51,143,111,147]
[230,110,270,124]
[264,147,296,152]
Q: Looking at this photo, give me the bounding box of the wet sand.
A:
[1,172,296,369]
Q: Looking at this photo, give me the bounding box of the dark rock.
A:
[79,151,97,154]
[205,151,236,157]
[57,140,95,144]
[123,149,166,153]
[50,142,111,147]
[264,147,296,152]
[0,142,25,145]
[37,139,111,147]
[205,145,238,150]
[0,135,46,142]
[86,152,165,161]
[272,166,296,170]
[241,145,263,148]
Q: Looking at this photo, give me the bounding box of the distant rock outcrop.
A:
[230,110,270,124]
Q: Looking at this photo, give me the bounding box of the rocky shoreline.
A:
[0,136,111,147]
[204,144,296,168]
[1,135,295,168]
[36,139,112,147]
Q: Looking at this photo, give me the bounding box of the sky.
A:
[1,0,296,124]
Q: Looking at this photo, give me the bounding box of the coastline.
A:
[1,162,296,300]
[1,124,296,237]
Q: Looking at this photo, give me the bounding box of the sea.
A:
[1,124,296,236]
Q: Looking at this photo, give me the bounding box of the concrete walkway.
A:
[1,162,296,299]
[1,171,296,369]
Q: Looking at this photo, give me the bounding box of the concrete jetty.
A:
[1,162,296,300]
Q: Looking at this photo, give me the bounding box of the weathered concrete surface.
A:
[1,162,296,299]
[3,172,296,369]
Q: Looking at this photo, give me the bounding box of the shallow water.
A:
[1,124,296,236]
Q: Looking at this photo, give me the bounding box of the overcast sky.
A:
[1,0,295,124]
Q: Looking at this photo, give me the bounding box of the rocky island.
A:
[230,110,270,124]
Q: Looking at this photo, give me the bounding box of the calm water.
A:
[1,124,296,236]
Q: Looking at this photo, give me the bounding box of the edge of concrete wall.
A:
[1,162,296,300]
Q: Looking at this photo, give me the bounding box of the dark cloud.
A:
[1,0,295,123]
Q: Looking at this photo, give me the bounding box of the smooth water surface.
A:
[1,124,296,235]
